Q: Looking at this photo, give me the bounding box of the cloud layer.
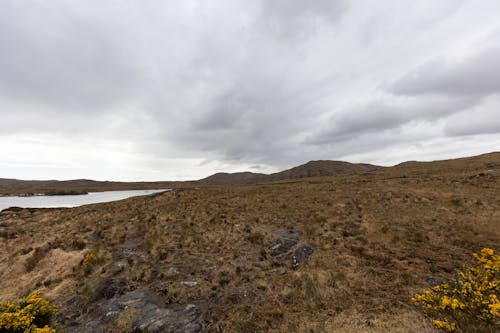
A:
[1,0,499,180]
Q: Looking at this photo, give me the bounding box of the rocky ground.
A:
[0,153,499,332]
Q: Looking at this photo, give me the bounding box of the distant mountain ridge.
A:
[199,172,268,184]
[0,160,381,193]
[199,160,381,184]
[0,178,179,196]
[268,160,380,181]
[2,152,499,194]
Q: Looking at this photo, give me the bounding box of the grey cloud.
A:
[309,44,500,146]
[308,103,407,144]
[0,2,147,110]
[171,86,318,165]
[258,0,347,39]
[308,96,478,144]
[392,47,500,97]
[444,96,500,136]
[1,1,500,180]
[192,93,250,131]
[446,118,500,137]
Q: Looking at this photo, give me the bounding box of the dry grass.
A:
[0,152,498,332]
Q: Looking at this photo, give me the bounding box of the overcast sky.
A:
[1,0,500,181]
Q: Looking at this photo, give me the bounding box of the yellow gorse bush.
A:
[0,292,57,333]
[412,248,500,332]
[82,252,96,267]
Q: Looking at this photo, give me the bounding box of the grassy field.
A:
[0,152,499,332]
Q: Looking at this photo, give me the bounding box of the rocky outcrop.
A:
[64,291,204,333]
[291,244,314,270]
[269,229,314,270]
[269,230,301,257]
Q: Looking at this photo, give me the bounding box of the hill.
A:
[0,178,187,196]
[268,160,380,181]
[198,160,381,185]
[0,160,381,194]
[199,172,267,184]
[2,153,499,195]
[0,151,498,332]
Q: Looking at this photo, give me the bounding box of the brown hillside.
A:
[0,160,381,194]
[268,160,381,181]
[1,152,499,332]
[199,172,268,184]
[199,160,381,185]
[0,178,188,196]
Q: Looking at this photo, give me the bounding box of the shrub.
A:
[70,238,86,250]
[82,252,96,267]
[82,252,97,275]
[247,232,264,244]
[412,248,500,332]
[0,292,57,332]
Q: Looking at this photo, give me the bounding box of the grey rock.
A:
[424,276,447,287]
[166,267,178,276]
[485,162,499,169]
[64,291,203,333]
[268,229,301,257]
[268,229,314,269]
[291,244,314,270]
[133,303,202,333]
[180,281,198,288]
[113,260,128,273]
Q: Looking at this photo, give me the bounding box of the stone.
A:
[180,281,198,288]
[268,229,301,257]
[424,276,447,287]
[91,278,127,301]
[166,267,178,276]
[268,229,314,270]
[485,162,499,169]
[64,290,204,333]
[290,244,314,270]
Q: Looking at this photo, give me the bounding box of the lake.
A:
[0,189,169,211]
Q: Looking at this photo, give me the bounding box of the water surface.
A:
[0,189,168,211]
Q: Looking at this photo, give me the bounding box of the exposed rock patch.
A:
[65,290,204,333]
[485,162,499,169]
[269,229,314,269]
[291,244,314,270]
[424,276,447,287]
[269,229,300,257]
